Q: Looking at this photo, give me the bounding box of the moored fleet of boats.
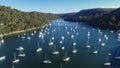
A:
[0,21,120,68]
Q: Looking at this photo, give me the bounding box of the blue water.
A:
[0,20,120,68]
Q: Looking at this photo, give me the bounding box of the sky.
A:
[0,0,120,13]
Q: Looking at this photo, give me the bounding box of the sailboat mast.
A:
[107,55,109,62]
[65,51,67,58]
[38,42,39,48]
[118,50,120,56]
[14,53,16,60]
[61,64,62,68]
[54,45,56,51]
[45,53,47,60]
[73,45,75,50]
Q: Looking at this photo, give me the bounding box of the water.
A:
[0,20,120,68]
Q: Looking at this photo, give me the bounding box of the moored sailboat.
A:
[63,51,70,62]
[43,53,52,64]
[12,53,20,63]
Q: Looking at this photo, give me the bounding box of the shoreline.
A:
[0,24,48,37]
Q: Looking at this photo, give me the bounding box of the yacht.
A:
[1,39,4,44]
[115,50,120,60]
[49,42,54,46]
[72,45,77,53]
[86,36,91,48]
[0,56,6,60]
[118,33,120,41]
[67,32,70,35]
[59,40,63,44]
[21,36,25,39]
[86,45,91,48]
[27,37,31,40]
[108,53,112,56]
[104,55,111,66]
[12,53,20,63]
[61,46,65,50]
[31,33,34,36]
[16,46,24,51]
[36,42,42,52]
[18,53,25,57]
[71,35,74,39]
[73,42,77,46]
[52,51,59,55]
[87,31,90,37]
[61,36,64,40]
[52,45,59,55]
[51,37,55,40]
[101,43,105,47]
[43,53,52,64]
[63,51,70,62]
[93,47,98,54]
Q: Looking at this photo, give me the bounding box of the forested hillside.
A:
[0,5,59,34]
[61,8,120,30]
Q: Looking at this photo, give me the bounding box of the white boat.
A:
[0,56,6,60]
[31,33,34,36]
[49,42,54,46]
[72,45,77,53]
[67,32,70,35]
[43,60,52,64]
[51,37,55,40]
[110,30,114,33]
[71,35,74,39]
[108,53,112,56]
[104,56,111,66]
[115,50,120,60]
[16,46,24,51]
[101,43,105,47]
[86,45,91,48]
[21,36,25,39]
[61,36,64,40]
[36,42,42,52]
[18,35,20,37]
[1,39,4,44]
[87,31,90,37]
[104,35,109,40]
[86,36,91,48]
[93,47,98,54]
[23,33,26,35]
[18,53,25,57]
[72,50,77,54]
[43,53,52,64]
[63,51,70,62]
[118,33,120,41]
[52,51,59,55]
[12,53,20,63]
[73,42,76,46]
[52,45,59,55]
[61,46,65,50]
[98,31,102,44]
[34,31,37,34]
[98,38,101,43]
[59,40,63,44]
[76,33,79,35]
[27,37,31,40]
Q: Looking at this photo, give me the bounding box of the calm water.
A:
[0,20,120,68]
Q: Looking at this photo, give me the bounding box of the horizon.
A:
[0,0,120,13]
